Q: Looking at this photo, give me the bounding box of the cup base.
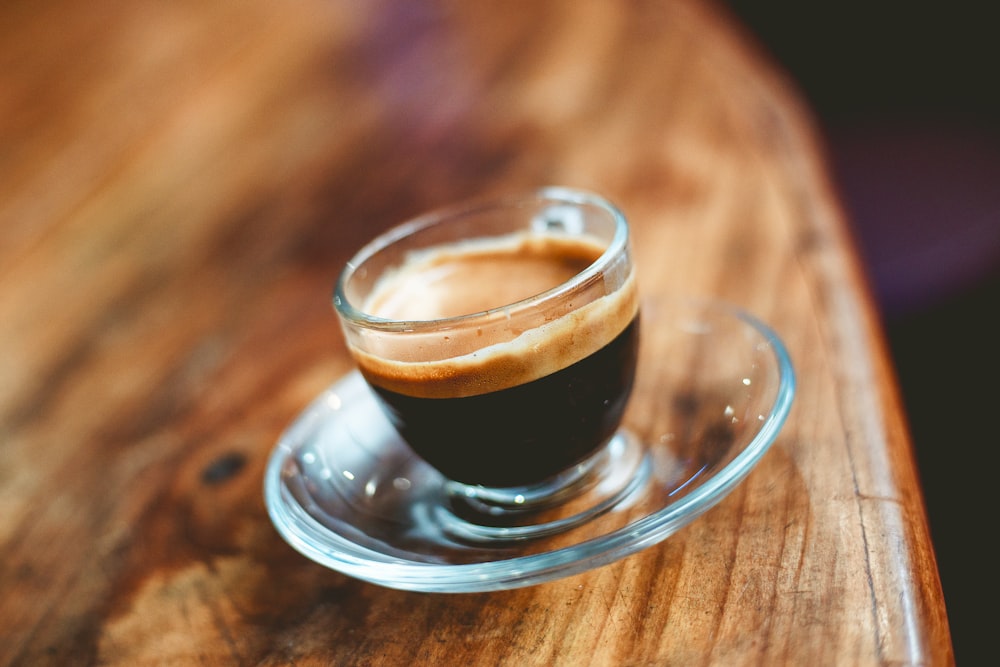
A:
[439,431,651,542]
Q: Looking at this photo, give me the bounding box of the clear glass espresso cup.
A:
[333,187,640,517]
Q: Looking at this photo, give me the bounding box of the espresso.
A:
[370,319,638,486]
[349,231,639,487]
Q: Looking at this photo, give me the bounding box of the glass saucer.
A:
[263,297,795,593]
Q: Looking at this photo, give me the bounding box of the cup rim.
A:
[332,186,630,332]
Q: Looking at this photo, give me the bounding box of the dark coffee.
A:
[371,318,639,486]
[349,231,639,487]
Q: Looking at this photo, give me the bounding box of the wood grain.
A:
[0,0,953,664]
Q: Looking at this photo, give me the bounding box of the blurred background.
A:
[724,1,998,661]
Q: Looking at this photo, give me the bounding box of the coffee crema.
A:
[351,231,639,400]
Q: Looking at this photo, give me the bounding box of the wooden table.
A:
[0,0,954,664]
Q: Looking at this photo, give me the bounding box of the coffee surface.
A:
[364,234,599,320]
[350,232,638,398]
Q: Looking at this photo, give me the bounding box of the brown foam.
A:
[349,232,638,398]
[363,233,600,320]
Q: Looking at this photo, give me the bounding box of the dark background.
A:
[724,2,998,662]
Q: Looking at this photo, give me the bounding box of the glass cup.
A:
[333,187,641,522]
[264,185,796,587]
